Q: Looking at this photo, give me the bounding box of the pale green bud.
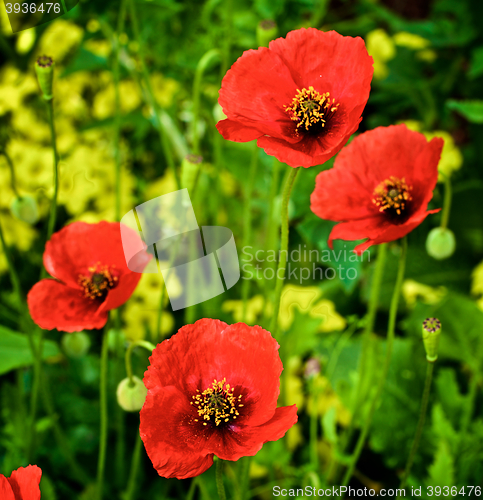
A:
[422,318,441,362]
[426,227,456,260]
[61,332,91,358]
[10,196,39,225]
[257,20,278,47]
[116,376,148,412]
[35,56,54,100]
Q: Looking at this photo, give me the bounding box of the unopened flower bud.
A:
[116,376,147,412]
[10,196,39,225]
[61,332,91,358]
[422,317,441,362]
[35,56,55,100]
[257,20,278,47]
[426,227,456,260]
[181,154,203,193]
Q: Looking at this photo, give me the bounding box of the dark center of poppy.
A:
[191,378,243,427]
[372,176,413,217]
[285,86,339,136]
[78,263,118,300]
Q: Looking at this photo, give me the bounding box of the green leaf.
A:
[426,440,455,487]
[468,46,483,79]
[322,406,338,444]
[0,326,60,375]
[446,100,483,124]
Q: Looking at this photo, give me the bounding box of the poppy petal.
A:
[7,465,41,500]
[0,476,15,500]
[27,279,107,332]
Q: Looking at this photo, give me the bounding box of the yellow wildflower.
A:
[365,29,396,80]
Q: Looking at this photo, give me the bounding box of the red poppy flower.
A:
[310,124,444,254]
[27,221,150,332]
[139,319,298,479]
[216,28,373,168]
[0,465,41,500]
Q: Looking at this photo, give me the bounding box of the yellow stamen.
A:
[284,86,339,134]
[78,263,118,300]
[191,378,243,427]
[372,176,413,215]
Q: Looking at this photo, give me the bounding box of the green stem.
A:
[192,49,221,154]
[128,0,181,189]
[97,329,110,500]
[113,0,128,221]
[215,459,227,500]
[440,174,452,230]
[400,361,434,489]
[125,340,156,384]
[0,218,22,300]
[239,456,252,500]
[309,380,319,469]
[241,144,259,322]
[269,167,300,335]
[339,244,388,458]
[1,150,21,198]
[342,237,408,486]
[123,432,144,500]
[45,96,59,244]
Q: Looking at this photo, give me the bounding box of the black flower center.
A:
[285,86,339,136]
[373,176,413,219]
[191,378,243,427]
[78,263,118,300]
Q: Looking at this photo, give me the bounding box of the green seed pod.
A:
[422,317,441,362]
[116,376,148,412]
[10,196,39,225]
[257,20,278,47]
[181,154,203,194]
[426,227,456,260]
[35,55,55,100]
[61,332,91,358]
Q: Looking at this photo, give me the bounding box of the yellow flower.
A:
[0,212,37,251]
[122,301,174,342]
[306,375,351,426]
[279,284,346,332]
[0,65,38,114]
[393,32,436,63]
[35,20,83,64]
[365,29,396,80]
[150,73,180,108]
[16,29,36,54]
[471,261,483,311]
[222,295,266,324]
[93,77,142,120]
[402,279,447,307]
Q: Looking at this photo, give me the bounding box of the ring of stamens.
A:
[78,263,118,300]
[190,378,243,427]
[372,176,413,216]
[284,86,339,134]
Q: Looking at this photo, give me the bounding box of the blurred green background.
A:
[0,0,483,497]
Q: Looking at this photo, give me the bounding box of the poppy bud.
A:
[35,55,55,100]
[10,196,39,225]
[426,227,456,260]
[116,376,148,412]
[181,154,203,193]
[257,20,278,47]
[422,317,441,362]
[61,332,91,358]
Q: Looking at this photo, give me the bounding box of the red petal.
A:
[0,476,15,500]
[43,221,147,287]
[27,279,107,332]
[97,271,143,314]
[144,320,282,427]
[218,47,300,143]
[214,405,298,461]
[140,385,214,479]
[269,29,373,106]
[6,466,41,500]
